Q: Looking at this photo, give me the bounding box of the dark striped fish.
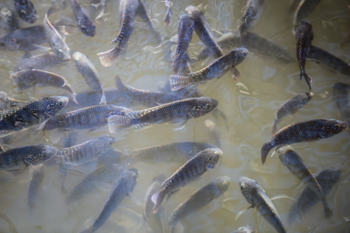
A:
[44,105,131,131]
[261,119,347,164]
[170,48,248,91]
[231,225,256,233]
[288,166,341,223]
[239,177,286,233]
[73,52,106,105]
[307,45,350,77]
[333,82,350,122]
[237,0,264,35]
[271,92,313,134]
[0,96,68,136]
[14,0,36,23]
[108,97,218,132]
[11,69,78,104]
[293,0,321,27]
[14,52,68,71]
[0,5,19,31]
[0,144,57,171]
[27,164,44,208]
[164,0,171,25]
[69,0,95,37]
[295,20,313,91]
[278,147,333,218]
[80,168,138,233]
[168,176,230,233]
[151,148,222,214]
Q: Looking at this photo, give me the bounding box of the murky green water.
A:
[0,0,349,232]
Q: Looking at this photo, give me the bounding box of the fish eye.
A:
[191,109,196,114]
[57,101,62,106]
[205,104,210,110]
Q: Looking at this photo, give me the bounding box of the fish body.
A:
[237,0,264,35]
[11,69,78,104]
[0,5,19,31]
[15,52,67,71]
[80,168,138,233]
[73,52,106,105]
[278,147,333,218]
[108,97,218,132]
[136,0,162,43]
[231,225,256,233]
[239,177,286,233]
[170,48,248,91]
[14,0,36,23]
[293,0,321,27]
[168,176,230,230]
[288,166,341,223]
[0,96,68,135]
[261,119,347,164]
[0,144,57,171]
[27,164,44,208]
[151,148,222,214]
[333,82,350,121]
[272,92,313,134]
[69,0,95,37]
[295,20,313,91]
[164,0,171,25]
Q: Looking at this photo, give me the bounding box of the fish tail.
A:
[71,94,79,105]
[164,8,172,26]
[271,120,278,135]
[321,197,333,218]
[151,191,165,214]
[261,142,273,165]
[97,42,127,67]
[303,72,312,91]
[169,75,191,91]
[114,75,129,94]
[107,115,132,133]
[99,93,107,105]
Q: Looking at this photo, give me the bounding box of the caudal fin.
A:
[169,75,191,91]
[322,197,333,218]
[97,42,127,67]
[108,115,132,133]
[303,72,312,91]
[151,191,165,214]
[261,142,273,165]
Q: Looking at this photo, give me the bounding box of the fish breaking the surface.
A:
[14,0,36,24]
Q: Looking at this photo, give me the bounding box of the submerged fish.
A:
[108,97,218,132]
[231,225,256,233]
[295,20,313,91]
[80,168,138,233]
[333,82,350,121]
[151,148,222,214]
[168,176,230,232]
[14,0,36,23]
[97,0,138,67]
[271,92,313,134]
[293,0,321,27]
[0,144,57,171]
[0,5,19,31]
[69,0,95,37]
[73,52,106,105]
[44,105,131,131]
[278,147,333,218]
[237,0,264,35]
[27,164,44,208]
[261,119,347,164]
[205,119,221,148]
[0,96,68,136]
[14,52,68,71]
[288,166,341,223]
[239,177,286,233]
[164,0,171,25]
[307,45,350,77]
[93,0,106,22]
[0,92,25,111]
[11,69,78,104]
[170,48,248,91]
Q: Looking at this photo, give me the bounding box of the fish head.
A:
[277,145,294,160]
[205,148,222,169]
[78,19,96,37]
[15,0,37,23]
[295,20,314,41]
[215,176,231,196]
[24,145,57,165]
[239,177,259,204]
[42,96,69,116]
[11,70,35,88]
[321,120,348,136]
[126,168,138,193]
[0,7,13,23]
[93,136,116,153]
[188,97,218,118]
[231,48,249,66]
[54,47,71,61]
[300,92,314,105]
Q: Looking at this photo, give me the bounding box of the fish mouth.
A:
[340,123,348,130]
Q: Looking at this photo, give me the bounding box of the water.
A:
[0,0,349,232]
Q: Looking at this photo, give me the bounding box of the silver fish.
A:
[0,5,19,31]
[164,0,171,25]
[14,0,37,24]
[14,52,68,71]
[69,0,95,37]
[0,92,25,112]
[27,164,44,208]
[205,119,221,148]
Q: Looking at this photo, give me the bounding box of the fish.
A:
[278,146,333,218]
[295,20,313,91]
[69,0,95,37]
[108,97,218,132]
[14,52,68,71]
[0,5,19,31]
[271,92,313,134]
[44,105,132,131]
[0,144,57,172]
[44,6,71,60]
[231,225,256,233]
[172,14,194,75]
[205,119,221,148]
[198,30,295,63]
[93,0,106,22]
[0,92,26,112]
[307,45,350,77]
[14,0,37,24]
[237,0,264,36]
[0,96,68,136]
[288,166,341,223]
[114,75,185,108]
[239,177,286,233]
[164,0,171,25]
[97,0,138,67]
[168,176,230,233]
[151,148,222,214]
[261,119,347,164]
[333,82,350,122]
[293,0,321,27]
[169,48,248,91]
[73,52,106,105]
[66,164,124,204]
[10,69,78,104]
[27,164,44,208]
[79,168,138,233]
[129,142,214,164]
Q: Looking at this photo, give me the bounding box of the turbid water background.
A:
[0,0,350,232]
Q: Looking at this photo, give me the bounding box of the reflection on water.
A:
[0,0,349,232]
